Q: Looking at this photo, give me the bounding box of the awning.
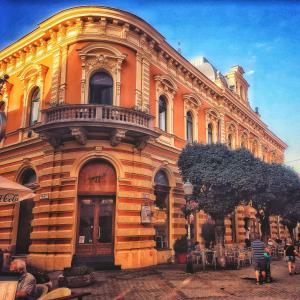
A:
[0,176,35,205]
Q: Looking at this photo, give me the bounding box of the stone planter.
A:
[58,273,95,288]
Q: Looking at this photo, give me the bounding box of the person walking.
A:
[251,233,267,285]
[284,239,299,275]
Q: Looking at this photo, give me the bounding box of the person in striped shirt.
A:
[251,233,266,285]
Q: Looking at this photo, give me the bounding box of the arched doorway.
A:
[16,168,37,254]
[76,159,116,257]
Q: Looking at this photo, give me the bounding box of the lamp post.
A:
[183,180,194,273]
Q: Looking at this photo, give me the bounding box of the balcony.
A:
[33,104,160,149]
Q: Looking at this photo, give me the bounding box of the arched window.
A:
[207,123,213,144]
[186,111,193,143]
[159,96,167,131]
[89,71,113,105]
[29,87,40,126]
[228,134,233,149]
[154,170,170,249]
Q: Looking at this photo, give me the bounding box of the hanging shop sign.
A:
[141,204,151,224]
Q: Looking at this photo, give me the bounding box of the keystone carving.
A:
[110,129,127,147]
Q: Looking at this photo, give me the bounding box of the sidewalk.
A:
[49,259,300,299]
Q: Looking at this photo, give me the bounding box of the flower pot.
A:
[58,273,94,288]
[176,253,187,264]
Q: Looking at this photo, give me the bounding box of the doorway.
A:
[76,159,116,257]
[77,197,114,256]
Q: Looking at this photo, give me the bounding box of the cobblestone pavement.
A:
[50,259,300,299]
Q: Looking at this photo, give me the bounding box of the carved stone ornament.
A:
[70,127,87,145]
[110,129,127,147]
[39,132,62,148]
[135,136,150,151]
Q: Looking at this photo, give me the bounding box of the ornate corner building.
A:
[0,6,288,270]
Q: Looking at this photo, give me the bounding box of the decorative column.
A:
[59,46,68,104]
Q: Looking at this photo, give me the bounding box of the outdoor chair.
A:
[38,287,71,300]
[35,284,49,299]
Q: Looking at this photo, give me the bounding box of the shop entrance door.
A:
[76,197,114,256]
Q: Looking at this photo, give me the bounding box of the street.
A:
[50,259,300,299]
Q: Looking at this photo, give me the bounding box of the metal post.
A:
[186,208,194,273]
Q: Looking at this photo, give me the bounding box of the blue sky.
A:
[1,0,300,171]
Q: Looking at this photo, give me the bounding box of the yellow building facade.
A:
[0,6,288,271]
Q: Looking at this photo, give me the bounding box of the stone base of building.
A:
[27,254,72,271]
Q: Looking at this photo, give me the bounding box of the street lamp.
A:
[183,180,194,273]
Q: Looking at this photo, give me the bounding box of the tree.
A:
[252,163,300,241]
[280,191,300,241]
[178,143,300,245]
[178,143,241,245]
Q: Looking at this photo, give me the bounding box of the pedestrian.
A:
[284,239,299,276]
[9,259,36,300]
[251,233,267,285]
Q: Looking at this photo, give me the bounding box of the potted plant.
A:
[173,236,188,264]
[58,266,95,288]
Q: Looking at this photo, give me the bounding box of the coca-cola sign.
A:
[0,193,19,203]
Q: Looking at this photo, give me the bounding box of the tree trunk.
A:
[260,211,270,242]
[215,218,225,247]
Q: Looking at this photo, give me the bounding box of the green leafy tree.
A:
[252,163,300,241]
[178,143,240,245]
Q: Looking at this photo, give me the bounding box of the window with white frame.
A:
[186,111,193,143]
[29,87,40,126]
[159,95,167,131]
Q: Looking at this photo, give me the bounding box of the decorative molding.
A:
[39,132,62,148]
[78,43,126,106]
[110,128,127,146]
[70,127,87,145]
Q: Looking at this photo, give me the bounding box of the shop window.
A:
[207,123,213,144]
[186,111,193,143]
[154,170,170,250]
[89,71,113,105]
[158,96,167,131]
[29,87,40,126]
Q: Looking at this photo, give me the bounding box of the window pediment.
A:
[19,64,48,84]
[154,75,177,94]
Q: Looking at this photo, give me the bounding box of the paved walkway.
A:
[50,259,300,299]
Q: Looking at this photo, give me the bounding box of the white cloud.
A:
[245,70,255,76]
